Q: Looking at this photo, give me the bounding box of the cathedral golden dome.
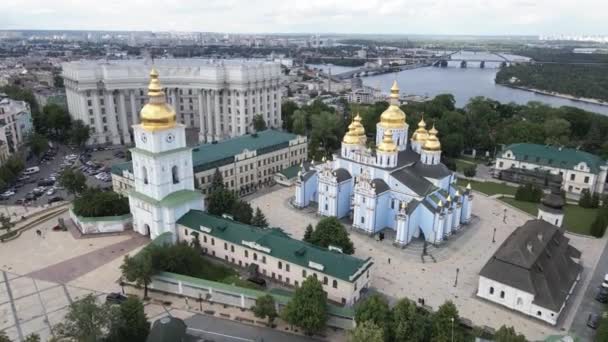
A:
[353,113,366,137]
[342,121,362,145]
[377,130,397,153]
[140,68,176,131]
[379,80,406,129]
[422,125,441,151]
[411,117,429,142]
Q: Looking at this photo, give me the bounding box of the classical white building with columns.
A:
[62,59,282,145]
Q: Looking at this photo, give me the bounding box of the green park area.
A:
[499,197,598,235]
[456,179,517,196]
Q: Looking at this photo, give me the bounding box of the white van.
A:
[23,166,40,175]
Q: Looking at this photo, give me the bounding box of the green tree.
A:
[392,298,429,342]
[354,294,392,341]
[303,224,314,242]
[0,214,14,231]
[210,168,225,192]
[310,217,355,254]
[53,294,112,342]
[107,297,150,342]
[441,133,464,158]
[207,188,236,217]
[348,320,384,342]
[579,188,593,208]
[251,207,269,228]
[121,253,154,298]
[69,119,92,149]
[292,110,308,135]
[494,325,527,342]
[463,165,477,177]
[232,200,253,224]
[310,111,343,158]
[72,189,130,217]
[281,100,299,131]
[23,334,40,342]
[431,301,461,342]
[252,114,267,132]
[26,133,48,158]
[43,103,72,138]
[60,168,87,195]
[53,74,64,88]
[543,118,571,145]
[596,315,608,342]
[0,331,10,342]
[282,276,327,335]
[590,211,608,238]
[252,294,278,326]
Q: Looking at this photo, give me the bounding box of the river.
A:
[307,63,608,115]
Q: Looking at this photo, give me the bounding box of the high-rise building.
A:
[62,59,283,146]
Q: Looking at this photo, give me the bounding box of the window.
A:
[489,287,494,295]
[286,277,290,284]
[332,280,338,288]
[253,253,257,261]
[203,235,207,243]
[302,270,307,278]
[245,250,249,258]
[224,243,228,250]
[286,264,290,272]
[262,256,266,264]
[142,167,148,185]
[172,165,179,184]
[278,275,282,281]
[584,176,590,183]
[500,291,505,299]
[211,238,215,246]
[323,276,328,285]
[498,161,503,168]
[361,216,365,224]
[278,261,282,269]
[295,280,299,287]
[230,245,235,252]
[536,311,542,316]
[570,174,575,181]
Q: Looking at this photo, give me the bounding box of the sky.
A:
[1,0,606,36]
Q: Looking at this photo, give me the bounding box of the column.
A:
[105,92,119,144]
[222,89,229,138]
[129,90,138,125]
[205,90,213,142]
[92,93,103,143]
[214,90,221,140]
[240,91,246,135]
[117,91,130,144]
[198,90,205,142]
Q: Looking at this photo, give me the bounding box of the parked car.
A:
[15,199,25,205]
[37,179,55,187]
[46,188,55,196]
[602,274,608,288]
[1,191,15,198]
[25,193,36,201]
[596,287,608,303]
[105,293,128,305]
[48,196,64,204]
[587,313,601,329]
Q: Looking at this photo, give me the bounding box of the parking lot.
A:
[0,144,129,208]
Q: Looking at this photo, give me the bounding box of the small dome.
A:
[343,114,366,145]
[378,81,406,129]
[377,130,397,153]
[140,68,176,131]
[422,125,441,151]
[411,117,429,142]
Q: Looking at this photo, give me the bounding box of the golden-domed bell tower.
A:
[420,125,442,165]
[410,117,429,153]
[341,113,366,159]
[376,81,408,151]
[129,68,203,240]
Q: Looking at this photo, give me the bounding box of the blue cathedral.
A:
[294,81,474,247]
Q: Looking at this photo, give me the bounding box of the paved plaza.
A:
[249,186,607,341]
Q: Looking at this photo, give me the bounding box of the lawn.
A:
[455,159,474,172]
[499,197,598,236]
[456,179,517,196]
[458,156,488,165]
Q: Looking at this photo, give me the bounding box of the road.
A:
[570,238,608,341]
[185,314,316,342]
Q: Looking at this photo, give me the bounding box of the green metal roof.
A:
[278,164,301,180]
[503,143,606,173]
[111,130,300,176]
[176,210,372,282]
[129,189,203,207]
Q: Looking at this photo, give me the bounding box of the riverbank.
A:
[497,84,608,107]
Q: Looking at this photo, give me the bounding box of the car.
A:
[37,179,55,187]
[1,191,15,198]
[48,196,64,204]
[588,313,601,329]
[602,274,608,288]
[54,185,65,190]
[105,293,128,305]
[18,175,30,181]
[15,199,25,205]
[597,287,608,303]
[25,193,36,201]
[46,188,55,196]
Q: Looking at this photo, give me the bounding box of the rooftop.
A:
[503,143,606,173]
[176,210,372,282]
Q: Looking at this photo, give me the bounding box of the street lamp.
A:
[492,227,496,243]
[450,317,454,342]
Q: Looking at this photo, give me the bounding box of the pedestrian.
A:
[388,257,391,264]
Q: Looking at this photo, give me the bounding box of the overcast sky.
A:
[1,0,606,36]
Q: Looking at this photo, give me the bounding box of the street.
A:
[184,314,316,342]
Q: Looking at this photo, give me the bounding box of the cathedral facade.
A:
[294,81,474,247]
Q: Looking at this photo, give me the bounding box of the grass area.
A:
[499,197,599,235]
[192,258,261,290]
[458,156,488,165]
[456,179,517,196]
[455,159,474,172]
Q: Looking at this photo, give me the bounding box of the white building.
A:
[477,195,581,325]
[495,143,608,194]
[0,94,33,154]
[62,59,283,146]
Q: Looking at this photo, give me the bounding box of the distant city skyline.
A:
[1,0,606,36]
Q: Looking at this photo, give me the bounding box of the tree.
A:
[392,298,429,342]
[72,189,130,217]
[26,133,48,158]
[514,183,543,203]
[207,187,236,217]
[210,168,225,192]
[431,301,461,342]
[54,294,112,342]
[543,118,571,145]
[43,104,72,138]
[107,297,150,342]
[252,294,277,326]
[69,119,92,149]
[282,276,327,335]
[303,224,314,242]
[579,188,593,208]
[0,331,10,342]
[463,165,477,177]
[591,211,608,238]
[53,74,64,88]
[60,168,87,195]
[121,253,154,298]
[292,109,308,135]
[0,214,14,232]
[310,111,343,158]
[251,207,269,228]
[596,315,608,342]
[23,334,40,342]
[348,320,384,342]
[309,217,355,254]
[231,200,253,224]
[354,294,392,341]
[252,114,267,132]
[494,325,527,342]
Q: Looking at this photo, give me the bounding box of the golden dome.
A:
[411,117,429,142]
[140,68,176,131]
[422,124,441,151]
[343,114,366,145]
[377,130,397,153]
[379,80,406,129]
[353,113,366,137]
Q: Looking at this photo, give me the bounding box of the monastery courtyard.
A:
[249,186,608,341]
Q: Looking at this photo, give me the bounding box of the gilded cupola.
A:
[411,117,429,142]
[378,80,406,129]
[422,125,441,151]
[343,113,366,145]
[377,130,397,153]
[140,68,176,131]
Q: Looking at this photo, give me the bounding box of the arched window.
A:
[172,165,179,184]
[332,280,338,289]
[142,167,148,185]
